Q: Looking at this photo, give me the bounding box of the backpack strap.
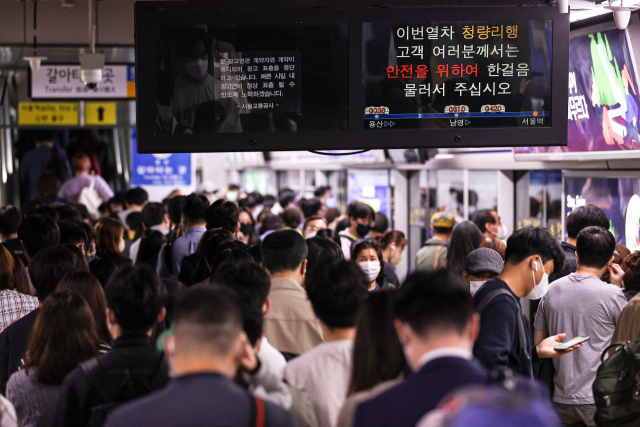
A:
[433,245,445,270]
[80,358,122,403]
[475,289,529,356]
[89,173,96,191]
[250,395,266,427]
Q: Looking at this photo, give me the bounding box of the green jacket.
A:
[415,238,449,272]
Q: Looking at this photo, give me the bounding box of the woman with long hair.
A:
[378,230,407,287]
[0,247,39,333]
[135,230,167,270]
[6,291,99,427]
[95,218,132,269]
[445,221,486,276]
[352,240,395,292]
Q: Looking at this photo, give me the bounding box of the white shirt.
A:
[416,347,473,370]
[258,337,287,377]
[283,339,353,427]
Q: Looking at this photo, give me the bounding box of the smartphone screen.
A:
[555,336,590,351]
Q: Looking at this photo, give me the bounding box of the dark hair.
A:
[182,194,210,224]
[622,252,640,292]
[17,215,60,258]
[79,221,97,249]
[98,202,111,216]
[504,227,565,273]
[10,252,31,295]
[576,226,616,269]
[373,212,389,234]
[205,200,239,233]
[56,205,82,222]
[282,207,302,229]
[348,291,410,395]
[378,230,407,250]
[397,270,472,336]
[105,265,167,333]
[305,260,369,328]
[71,204,91,222]
[473,209,496,234]
[314,186,331,198]
[161,278,187,328]
[348,202,374,221]
[445,221,485,276]
[352,240,385,283]
[601,245,631,284]
[0,206,21,237]
[208,241,253,279]
[262,230,308,273]
[279,191,296,209]
[480,238,507,260]
[27,205,59,221]
[125,187,149,207]
[247,245,262,265]
[325,208,341,225]
[300,199,323,218]
[136,230,167,267]
[306,237,343,273]
[29,246,83,302]
[109,192,127,210]
[212,261,270,346]
[239,208,257,245]
[141,203,166,229]
[95,218,125,256]
[187,228,235,286]
[62,244,90,273]
[0,246,19,292]
[126,211,144,240]
[566,205,610,239]
[58,220,88,247]
[23,291,99,385]
[89,258,118,289]
[57,272,111,344]
[260,213,282,235]
[168,195,186,226]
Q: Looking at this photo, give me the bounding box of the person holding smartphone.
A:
[534,226,627,427]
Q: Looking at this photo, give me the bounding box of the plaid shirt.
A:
[0,290,39,334]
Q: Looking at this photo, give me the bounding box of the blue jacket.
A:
[353,357,489,427]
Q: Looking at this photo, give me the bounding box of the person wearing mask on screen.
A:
[338,203,375,261]
[416,212,455,273]
[473,210,508,242]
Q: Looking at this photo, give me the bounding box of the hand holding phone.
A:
[555,336,590,352]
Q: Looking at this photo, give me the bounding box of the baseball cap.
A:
[431,212,455,229]
[465,248,504,276]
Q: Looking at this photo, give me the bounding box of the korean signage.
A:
[30,65,136,99]
[131,129,191,186]
[18,102,79,126]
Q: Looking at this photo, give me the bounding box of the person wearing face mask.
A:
[303,216,328,239]
[473,227,583,379]
[353,240,395,292]
[155,73,191,135]
[237,209,256,245]
[534,226,627,427]
[378,230,407,288]
[338,203,375,261]
[463,248,504,297]
[473,209,509,242]
[95,218,132,269]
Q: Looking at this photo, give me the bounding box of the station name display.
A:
[363,21,553,130]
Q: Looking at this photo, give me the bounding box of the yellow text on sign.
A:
[85,102,117,125]
[18,102,79,126]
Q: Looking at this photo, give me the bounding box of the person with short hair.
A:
[102,288,296,427]
[118,187,149,225]
[378,230,407,287]
[54,265,170,427]
[306,236,343,274]
[16,215,60,263]
[284,260,369,427]
[58,219,88,253]
[416,212,456,272]
[303,216,327,239]
[129,203,170,264]
[534,226,627,426]
[463,247,504,296]
[0,206,26,265]
[473,209,508,241]
[89,258,118,289]
[205,200,240,234]
[57,151,114,204]
[369,212,389,239]
[338,203,375,261]
[354,270,490,427]
[261,230,323,357]
[300,198,324,219]
[171,194,210,276]
[554,205,610,281]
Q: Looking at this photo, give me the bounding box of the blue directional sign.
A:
[131,129,191,186]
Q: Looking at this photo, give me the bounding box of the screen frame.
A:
[135,2,569,153]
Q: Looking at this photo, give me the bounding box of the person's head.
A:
[378,230,407,267]
[259,213,282,235]
[314,186,332,206]
[27,205,59,221]
[622,252,640,292]
[395,270,478,370]
[62,244,90,273]
[306,236,343,273]
[33,129,56,146]
[57,272,111,344]
[95,218,126,256]
[353,240,385,288]
[89,258,118,289]
[167,288,245,377]
[98,202,111,219]
[325,208,341,225]
[300,198,323,219]
[282,207,302,230]
[17,214,60,261]
[125,211,144,240]
[208,241,254,278]
[238,209,255,244]
[205,200,240,233]
[80,221,97,258]
[161,278,188,328]
[56,205,82,222]
[136,230,167,267]
[463,248,504,296]
[303,216,328,239]
[71,152,92,175]
[141,202,169,231]
[261,230,308,282]
[105,265,167,336]
[175,28,210,82]
[109,192,126,212]
[58,219,88,252]
[247,245,262,265]
[473,209,504,240]
[0,206,21,241]
[305,260,369,330]
[125,187,149,210]
[181,194,210,227]
[601,245,631,284]
[348,202,375,238]
[431,212,456,239]
[212,261,270,347]
[168,195,186,227]
[566,204,610,240]
[72,203,91,223]
[348,291,410,395]
[445,221,486,275]
[370,212,389,238]
[575,226,616,271]
[0,246,19,291]
[23,291,99,385]
[29,246,83,302]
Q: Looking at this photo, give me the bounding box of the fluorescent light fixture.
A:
[570,7,612,21]
[434,154,455,159]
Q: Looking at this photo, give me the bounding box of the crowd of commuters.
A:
[1,180,640,427]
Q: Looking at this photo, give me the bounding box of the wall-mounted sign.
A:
[30,65,135,99]
[18,102,79,126]
[131,129,192,186]
[85,102,117,125]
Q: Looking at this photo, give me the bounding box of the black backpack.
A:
[80,353,168,427]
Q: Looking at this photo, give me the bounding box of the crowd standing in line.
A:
[1,180,640,427]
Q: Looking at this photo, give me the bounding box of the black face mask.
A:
[240,223,253,237]
[356,223,372,237]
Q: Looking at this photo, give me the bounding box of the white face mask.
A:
[359,261,381,282]
[526,258,550,300]
[469,280,487,296]
[118,239,126,254]
[226,191,238,202]
[185,58,209,79]
[157,104,173,122]
[306,232,317,239]
[496,224,509,240]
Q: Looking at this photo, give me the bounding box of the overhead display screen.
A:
[363,21,553,130]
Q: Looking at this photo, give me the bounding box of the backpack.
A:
[78,173,103,220]
[250,394,267,427]
[593,339,640,427]
[81,353,168,427]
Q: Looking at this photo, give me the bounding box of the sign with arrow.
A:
[85,102,116,125]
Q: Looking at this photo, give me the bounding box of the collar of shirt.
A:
[417,347,473,370]
[184,226,206,235]
[150,224,169,235]
[269,277,303,291]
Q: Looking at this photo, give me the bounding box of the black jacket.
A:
[0,308,40,395]
[97,253,133,270]
[54,333,170,427]
[550,242,577,282]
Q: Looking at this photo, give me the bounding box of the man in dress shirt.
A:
[171,194,209,276]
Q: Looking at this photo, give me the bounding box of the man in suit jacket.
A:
[103,287,296,427]
[353,270,490,427]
